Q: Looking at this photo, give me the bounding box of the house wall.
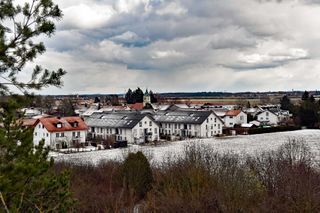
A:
[88,116,159,144]
[200,113,223,137]
[257,111,279,125]
[33,122,51,147]
[132,116,159,143]
[50,130,86,148]
[224,112,248,127]
[33,122,87,149]
[159,113,223,139]
[160,122,201,138]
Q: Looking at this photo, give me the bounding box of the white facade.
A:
[89,116,159,144]
[33,122,87,149]
[159,113,223,139]
[224,111,248,127]
[257,111,279,125]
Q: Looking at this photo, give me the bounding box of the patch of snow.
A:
[52,130,320,165]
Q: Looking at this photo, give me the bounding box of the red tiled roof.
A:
[129,103,144,110]
[21,118,37,127]
[225,109,242,116]
[36,116,88,132]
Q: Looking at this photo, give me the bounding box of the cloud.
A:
[151,50,185,59]
[109,31,151,47]
[19,0,320,94]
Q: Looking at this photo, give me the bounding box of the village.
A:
[20,89,298,153]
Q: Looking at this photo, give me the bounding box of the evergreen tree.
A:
[125,89,133,104]
[280,95,292,110]
[94,96,100,103]
[298,92,319,128]
[150,90,157,103]
[135,87,144,103]
[302,91,309,101]
[0,0,66,95]
[121,151,153,199]
[310,95,315,103]
[0,1,73,211]
[0,99,74,211]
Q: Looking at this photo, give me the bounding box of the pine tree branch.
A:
[0,191,10,213]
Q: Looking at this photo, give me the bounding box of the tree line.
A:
[280,91,320,128]
[125,87,157,104]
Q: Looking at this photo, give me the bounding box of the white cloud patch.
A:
[156,2,188,16]
[19,0,320,94]
[61,3,115,29]
[151,50,185,59]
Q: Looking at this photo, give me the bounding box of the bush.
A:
[248,126,300,134]
[120,151,153,199]
[56,140,320,212]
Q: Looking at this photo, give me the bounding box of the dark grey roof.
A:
[86,112,151,129]
[153,110,213,124]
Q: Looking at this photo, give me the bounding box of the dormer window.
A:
[56,122,62,128]
[72,121,78,127]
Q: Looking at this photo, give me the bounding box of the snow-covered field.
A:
[51,130,320,165]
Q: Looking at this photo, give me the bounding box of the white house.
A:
[153,110,224,140]
[257,110,279,125]
[223,110,248,127]
[33,117,88,149]
[86,112,160,144]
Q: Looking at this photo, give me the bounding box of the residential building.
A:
[257,110,279,125]
[33,116,88,149]
[153,110,224,139]
[85,112,159,144]
[223,110,248,127]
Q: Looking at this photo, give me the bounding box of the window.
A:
[211,125,213,129]
[46,133,48,137]
[266,112,269,116]
[149,121,152,126]
[206,125,208,130]
[57,123,62,128]
[214,118,217,122]
[35,132,37,136]
[154,128,157,134]
[188,124,191,130]
[56,133,59,138]
[168,124,171,128]
[211,131,213,136]
[145,121,147,124]
[240,116,244,121]
[77,132,80,137]
[72,132,76,137]
[207,118,209,123]
[229,116,233,119]
[139,122,142,127]
[61,132,64,137]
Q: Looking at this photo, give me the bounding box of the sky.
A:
[19,0,320,94]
